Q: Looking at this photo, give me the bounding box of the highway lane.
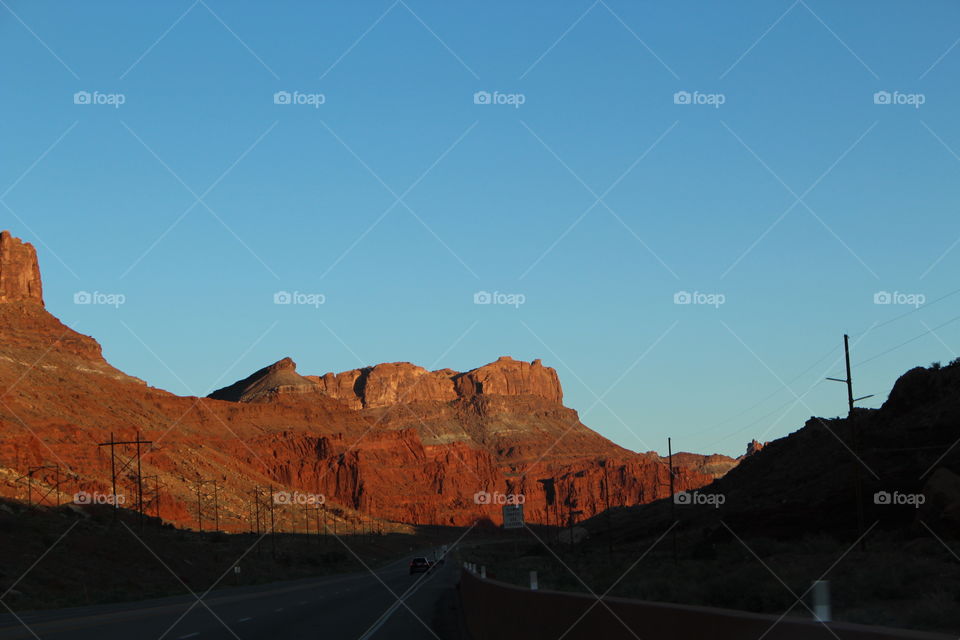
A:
[0,554,462,640]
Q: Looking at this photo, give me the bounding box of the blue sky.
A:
[2,1,960,457]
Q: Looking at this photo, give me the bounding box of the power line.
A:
[854,312,960,367]
[697,286,960,446]
[852,285,960,337]
[685,343,840,441]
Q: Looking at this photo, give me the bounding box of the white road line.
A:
[238,617,252,622]
[274,608,284,612]
[177,634,200,639]
[357,567,442,640]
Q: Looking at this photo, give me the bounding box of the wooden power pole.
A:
[827,334,874,550]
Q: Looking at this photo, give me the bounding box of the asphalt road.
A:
[0,554,463,640]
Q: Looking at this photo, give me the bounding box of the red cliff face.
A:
[0,230,737,531]
[209,357,321,402]
[303,357,563,408]
[455,356,563,404]
[310,363,458,408]
[0,231,43,305]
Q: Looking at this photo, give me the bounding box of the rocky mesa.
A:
[0,230,739,530]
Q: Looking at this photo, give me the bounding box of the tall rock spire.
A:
[0,231,43,305]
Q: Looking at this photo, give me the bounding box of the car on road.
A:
[409,557,431,575]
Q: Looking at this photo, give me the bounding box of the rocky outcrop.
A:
[744,439,767,457]
[0,230,43,305]
[671,451,741,479]
[309,363,457,409]
[208,357,320,402]
[363,363,457,407]
[455,356,562,404]
[883,363,960,415]
[220,356,564,408]
[308,370,364,409]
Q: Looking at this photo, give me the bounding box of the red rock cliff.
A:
[455,356,562,404]
[0,230,43,304]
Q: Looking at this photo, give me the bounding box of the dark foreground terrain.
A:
[0,552,465,640]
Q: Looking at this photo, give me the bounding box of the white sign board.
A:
[502,504,524,529]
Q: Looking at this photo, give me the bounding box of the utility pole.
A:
[142,475,161,520]
[212,480,219,531]
[269,484,276,557]
[303,502,310,541]
[602,461,613,555]
[98,433,152,523]
[316,504,320,545]
[827,334,874,551]
[668,437,678,565]
[22,465,58,507]
[252,486,261,535]
[196,477,203,532]
[108,432,117,517]
[136,432,143,530]
[193,477,218,532]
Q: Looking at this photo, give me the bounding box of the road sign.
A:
[502,504,524,529]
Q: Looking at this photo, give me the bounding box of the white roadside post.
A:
[812,580,831,622]
[529,571,538,590]
[480,566,486,578]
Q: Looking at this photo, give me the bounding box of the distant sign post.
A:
[502,504,524,529]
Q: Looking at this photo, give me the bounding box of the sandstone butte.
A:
[0,230,743,531]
